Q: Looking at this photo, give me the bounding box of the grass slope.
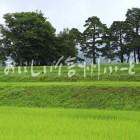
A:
[0,64,140,110]
[0,85,139,110]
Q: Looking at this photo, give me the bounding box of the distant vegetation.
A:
[0,8,140,65]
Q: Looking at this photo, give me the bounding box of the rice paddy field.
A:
[0,64,140,140]
[0,107,140,140]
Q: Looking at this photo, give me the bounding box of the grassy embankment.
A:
[0,64,139,110]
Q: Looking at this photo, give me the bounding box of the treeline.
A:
[0,11,78,66]
[0,8,140,65]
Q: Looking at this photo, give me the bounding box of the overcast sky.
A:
[0,0,140,32]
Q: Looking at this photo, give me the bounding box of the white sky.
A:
[0,0,140,32]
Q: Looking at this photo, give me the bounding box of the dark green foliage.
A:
[56,28,78,59]
[79,8,140,63]
[0,12,78,65]
[0,8,140,64]
[126,8,140,63]
[80,16,107,64]
[0,11,57,65]
[110,21,130,63]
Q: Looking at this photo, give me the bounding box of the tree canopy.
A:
[0,8,140,65]
[0,11,78,65]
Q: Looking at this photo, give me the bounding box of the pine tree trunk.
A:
[135,27,139,63]
[127,52,130,63]
[92,26,96,64]
[120,32,124,63]
[137,49,140,63]
[93,52,96,64]
[134,49,137,63]
[120,51,124,63]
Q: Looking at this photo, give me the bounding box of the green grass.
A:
[0,81,140,87]
[0,106,140,140]
[0,63,140,82]
[0,65,140,110]
[0,84,139,110]
[0,64,140,139]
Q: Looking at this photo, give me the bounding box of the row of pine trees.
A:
[78,8,140,64]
